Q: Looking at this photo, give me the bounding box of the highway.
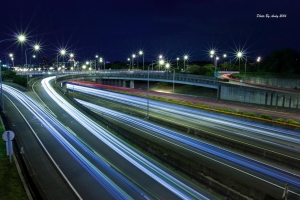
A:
[66,83,300,154]
[4,77,216,199]
[65,82,300,197]
[74,98,300,195]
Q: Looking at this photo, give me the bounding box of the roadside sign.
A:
[2,130,15,164]
[2,130,15,141]
[214,71,219,77]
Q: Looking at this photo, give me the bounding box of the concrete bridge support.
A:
[130,80,134,88]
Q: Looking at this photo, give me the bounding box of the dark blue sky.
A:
[1,0,299,64]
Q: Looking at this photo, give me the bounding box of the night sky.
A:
[1,0,300,64]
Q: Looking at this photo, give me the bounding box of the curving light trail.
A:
[43,77,211,200]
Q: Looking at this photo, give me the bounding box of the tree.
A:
[261,48,300,74]
[186,64,214,76]
[2,70,16,80]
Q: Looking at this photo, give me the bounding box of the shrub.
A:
[276,118,285,122]
[219,78,229,82]
[245,112,256,117]
[234,109,243,115]
[215,107,231,112]
[260,114,272,120]
[2,70,16,80]
[13,75,27,87]
[285,119,300,125]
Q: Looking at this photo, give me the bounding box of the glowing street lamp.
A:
[165,63,175,93]
[139,50,144,70]
[11,57,14,68]
[237,51,243,72]
[132,54,136,70]
[99,57,105,70]
[56,49,67,82]
[70,53,75,71]
[95,55,98,70]
[25,44,40,85]
[9,54,14,68]
[18,35,26,42]
[159,59,165,66]
[257,56,261,71]
[183,55,188,71]
[216,56,219,73]
[0,34,26,111]
[176,57,179,69]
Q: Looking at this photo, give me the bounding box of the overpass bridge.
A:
[19,70,300,110]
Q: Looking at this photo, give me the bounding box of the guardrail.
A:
[18,70,220,86]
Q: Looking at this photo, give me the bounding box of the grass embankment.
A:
[0,125,28,200]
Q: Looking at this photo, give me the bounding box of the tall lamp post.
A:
[158,55,163,70]
[99,57,105,70]
[183,55,188,71]
[9,54,14,69]
[165,63,175,93]
[25,44,40,86]
[147,62,157,118]
[95,55,98,71]
[132,54,136,70]
[56,49,66,83]
[257,57,261,71]
[31,55,36,68]
[127,58,131,69]
[139,50,144,70]
[237,51,242,73]
[223,54,227,71]
[244,56,247,81]
[176,57,179,69]
[210,50,217,77]
[216,56,219,75]
[0,34,26,111]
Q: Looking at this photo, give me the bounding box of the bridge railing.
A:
[17,69,219,85]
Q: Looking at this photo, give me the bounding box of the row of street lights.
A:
[129,50,144,70]
[0,34,27,111]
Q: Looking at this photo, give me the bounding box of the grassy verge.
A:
[0,125,28,200]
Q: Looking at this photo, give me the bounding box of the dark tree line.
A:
[259,48,300,74]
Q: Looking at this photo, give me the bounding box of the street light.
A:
[237,51,243,72]
[11,57,14,68]
[95,55,98,70]
[183,55,188,71]
[70,53,75,72]
[25,44,40,85]
[99,57,105,70]
[147,62,157,118]
[56,49,66,83]
[158,59,165,70]
[139,50,144,70]
[216,56,219,73]
[165,63,175,93]
[132,54,136,70]
[210,50,218,76]
[176,57,179,69]
[223,54,227,71]
[9,54,13,68]
[257,56,261,71]
[127,58,131,69]
[0,34,26,112]
[31,55,36,68]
